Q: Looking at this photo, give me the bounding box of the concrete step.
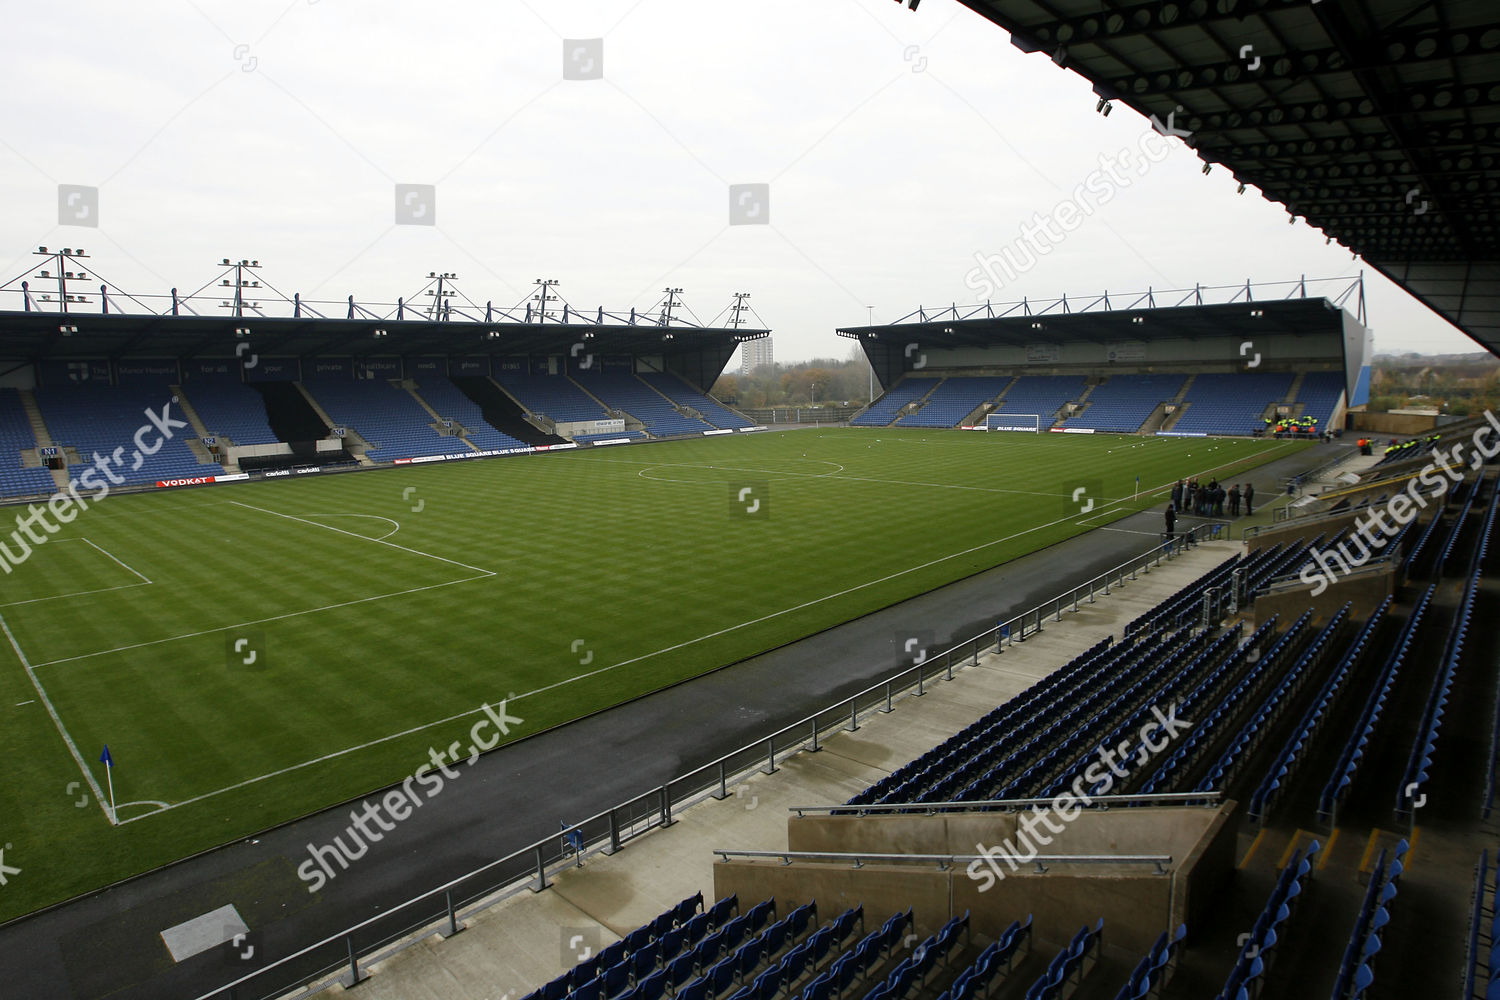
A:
[19,388,54,447]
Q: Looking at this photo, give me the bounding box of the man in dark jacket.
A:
[1228,484,1241,516]
[1243,483,1255,515]
[1164,503,1176,537]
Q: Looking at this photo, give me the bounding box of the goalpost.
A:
[984,413,1043,433]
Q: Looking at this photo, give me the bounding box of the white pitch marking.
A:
[32,575,489,670]
[228,502,485,575]
[297,512,402,541]
[31,503,493,669]
[0,610,113,824]
[0,581,151,609]
[0,537,154,607]
[114,697,517,823]
[76,537,153,584]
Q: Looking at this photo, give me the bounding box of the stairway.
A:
[568,377,615,414]
[402,380,444,422]
[453,377,568,447]
[1172,374,1196,402]
[18,389,54,447]
[294,383,339,429]
[168,386,214,440]
[1285,371,1307,403]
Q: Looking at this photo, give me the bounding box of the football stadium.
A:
[1,1,1497,999]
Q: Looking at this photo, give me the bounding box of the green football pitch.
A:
[0,427,1305,916]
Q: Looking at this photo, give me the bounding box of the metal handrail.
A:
[788,791,1221,817]
[712,849,1173,875]
[191,531,1214,1000]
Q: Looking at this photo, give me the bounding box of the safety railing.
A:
[192,530,1225,1000]
[711,849,1174,876]
[788,791,1221,817]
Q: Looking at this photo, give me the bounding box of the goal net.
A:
[984,413,1042,433]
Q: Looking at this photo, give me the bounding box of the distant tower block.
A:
[740,337,774,376]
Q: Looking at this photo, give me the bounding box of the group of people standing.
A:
[1164,478,1254,535]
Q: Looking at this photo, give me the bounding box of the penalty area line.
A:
[229,501,487,576]
[31,573,492,669]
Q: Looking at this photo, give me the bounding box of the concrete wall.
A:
[721,806,1232,959]
[1249,564,1395,626]
[713,858,1175,958]
[1177,802,1238,939]
[1349,411,1439,435]
[953,866,1174,956]
[788,806,1214,863]
[788,814,1018,857]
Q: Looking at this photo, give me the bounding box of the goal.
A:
[984,412,1042,433]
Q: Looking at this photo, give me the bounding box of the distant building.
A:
[740,337,773,376]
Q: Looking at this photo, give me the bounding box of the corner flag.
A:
[99,745,117,824]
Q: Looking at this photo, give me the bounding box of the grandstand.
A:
[0,389,58,497]
[850,376,940,426]
[181,379,279,446]
[34,381,224,486]
[1055,373,1185,433]
[639,372,754,430]
[411,377,531,452]
[497,371,614,425]
[1168,371,1296,437]
[574,372,716,437]
[306,379,472,461]
[843,294,1366,439]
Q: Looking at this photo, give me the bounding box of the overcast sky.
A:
[0,0,1478,362]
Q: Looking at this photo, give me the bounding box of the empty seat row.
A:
[852,379,941,426]
[1171,371,1293,436]
[1329,842,1407,999]
[934,915,1030,1000]
[1057,374,1185,433]
[1247,599,1391,823]
[1395,571,1477,822]
[1402,483,1463,579]
[414,377,530,451]
[1317,586,1434,826]
[1295,371,1346,428]
[574,373,714,437]
[990,375,1087,428]
[1024,919,1102,1000]
[895,377,1013,428]
[183,380,279,445]
[497,373,613,423]
[1217,842,1320,1000]
[638,373,753,430]
[1113,924,1185,1000]
[1136,616,1293,795]
[1436,475,1483,578]
[34,382,225,485]
[847,637,1120,805]
[1195,606,1352,794]
[1061,629,1243,800]
[788,907,905,1000]
[1465,848,1496,1000]
[990,630,1206,801]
